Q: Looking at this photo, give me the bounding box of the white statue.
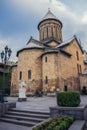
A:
[18,81,27,101]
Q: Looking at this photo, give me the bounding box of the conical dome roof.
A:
[38,9,62,29]
[43,9,58,20]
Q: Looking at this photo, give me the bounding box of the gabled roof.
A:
[11,62,18,68]
[56,35,83,53]
[56,36,74,48]
[43,37,61,46]
[17,37,44,57]
[38,9,62,29]
[41,48,71,58]
[27,36,42,45]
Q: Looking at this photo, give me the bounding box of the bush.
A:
[81,86,87,95]
[57,91,80,107]
[32,116,74,130]
[34,89,43,97]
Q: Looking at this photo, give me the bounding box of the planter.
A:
[50,104,87,120]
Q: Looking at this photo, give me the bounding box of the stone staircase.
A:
[0,108,50,127]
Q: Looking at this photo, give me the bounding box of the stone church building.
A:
[11,9,87,95]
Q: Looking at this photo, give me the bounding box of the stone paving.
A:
[0,122,32,130]
[0,95,87,130]
[7,96,57,112]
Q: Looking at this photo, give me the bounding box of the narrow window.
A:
[45,57,47,62]
[80,65,82,74]
[47,27,48,38]
[42,29,44,40]
[45,76,48,84]
[19,71,22,80]
[55,26,57,38]
[77,64,79,74]
[51,27,53,37]
[76,51,79,60]
[28,70,31,79]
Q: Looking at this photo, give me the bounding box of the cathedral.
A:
[11,9,87,95]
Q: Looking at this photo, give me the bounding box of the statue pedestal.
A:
[18,82,27,102]
[18,98,27,102]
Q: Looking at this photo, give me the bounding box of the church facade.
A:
[11,9,87,95]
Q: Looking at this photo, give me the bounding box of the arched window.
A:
[80,65,82,74]
[51,27,53,37]
[45,56,47,62]
[45,76,48,84]
[77,64,79,74]
[19,71,22,80]
[76,51,79,60]
[46,27,48,38]
[28,70,31,79]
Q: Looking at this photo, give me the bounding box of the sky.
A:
[0,0,87,62]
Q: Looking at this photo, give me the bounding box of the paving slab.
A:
[0,122,32,130]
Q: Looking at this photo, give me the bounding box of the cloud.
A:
[0,33,29,62]
[82,11,87,23]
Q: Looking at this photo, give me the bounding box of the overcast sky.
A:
[0,0,87,62]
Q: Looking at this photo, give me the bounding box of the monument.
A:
[18,82,27,101]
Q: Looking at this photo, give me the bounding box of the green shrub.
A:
[81,86,87,95]
[32,116,74,130]
[57,91,80,107]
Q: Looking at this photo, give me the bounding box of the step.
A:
[0,117,36,127]
[9,108,50,115]
[3,114,44,123]
[6,111,49,119]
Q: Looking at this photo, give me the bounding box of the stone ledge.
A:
[50,104,87,120]
[68,120,85,130]
[0,102,16,116]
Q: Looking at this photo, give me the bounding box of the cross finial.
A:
[48,8,50,11]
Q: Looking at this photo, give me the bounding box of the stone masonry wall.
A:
[42,53,58,92]
[17,49,43,94]
[79,74,87,90]
[39,19,62,42]
[57,52,73,90]
[64,39,85,77]
[11,66,18,95]
[11,39,86,95]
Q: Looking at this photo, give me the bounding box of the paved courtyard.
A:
[6,95,87,112]
[7,96,57,112]
[0,95,87,130]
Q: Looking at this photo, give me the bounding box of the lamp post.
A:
[0,46,12,103]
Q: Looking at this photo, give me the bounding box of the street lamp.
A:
[0,46,12,103]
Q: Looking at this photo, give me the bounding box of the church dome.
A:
[38,9,62,30]
[38,9,63,43]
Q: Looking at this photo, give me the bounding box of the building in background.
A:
[0,61,14,95]
[11,9,87,95]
